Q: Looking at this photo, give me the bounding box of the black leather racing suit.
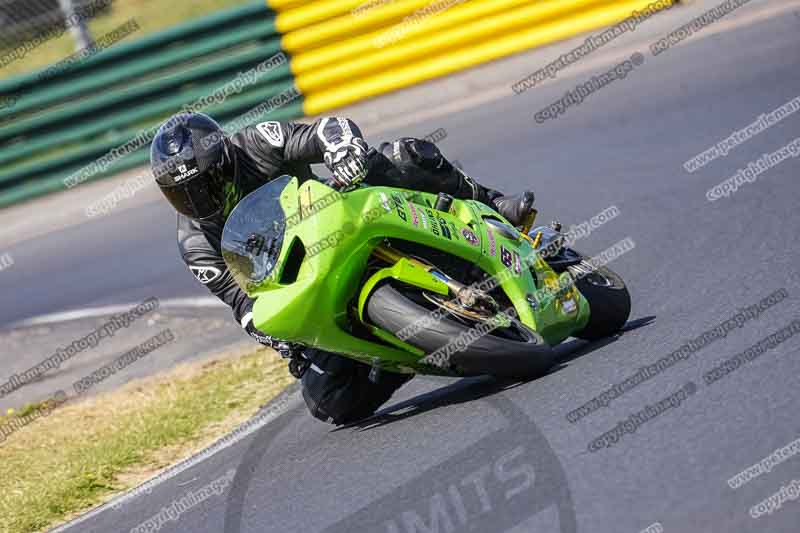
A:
[178,116,498,424]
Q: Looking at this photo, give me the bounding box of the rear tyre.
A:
[572,265,631,341]
[366,283,555,378]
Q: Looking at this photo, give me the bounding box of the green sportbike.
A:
[221,171,631,379]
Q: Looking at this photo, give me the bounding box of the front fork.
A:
[354,243,500,379]
[371,245,496,310]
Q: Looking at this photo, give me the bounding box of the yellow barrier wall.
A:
[291,0,536,74]
[284,0,459,53]
[275,0,371,33]
[266,0,675,115]
[296,0,604,93]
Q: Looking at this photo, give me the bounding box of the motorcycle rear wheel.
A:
[571,264,631,341]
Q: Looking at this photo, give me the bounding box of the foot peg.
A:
[368,360,381,384]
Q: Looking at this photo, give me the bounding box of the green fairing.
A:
[222,176,590,375]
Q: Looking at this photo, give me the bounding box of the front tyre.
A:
[366,283,556,378]
[572,265,631,341]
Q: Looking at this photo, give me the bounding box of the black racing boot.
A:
[288,357,310,379]
[455,168,536,228]
[491,191,536,228]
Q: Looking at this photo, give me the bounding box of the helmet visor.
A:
[160,165,226,220]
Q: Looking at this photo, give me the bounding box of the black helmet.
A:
[150,112,233,220]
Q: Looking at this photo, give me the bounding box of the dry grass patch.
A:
[0,346,293,533]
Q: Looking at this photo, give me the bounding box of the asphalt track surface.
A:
[6,2,799,532]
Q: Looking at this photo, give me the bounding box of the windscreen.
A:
[221,175,291,293]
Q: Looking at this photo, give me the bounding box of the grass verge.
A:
[0,346,294,533]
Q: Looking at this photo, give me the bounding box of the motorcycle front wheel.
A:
[366,283,556,378]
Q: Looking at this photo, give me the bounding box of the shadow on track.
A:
[340,315,656,431]
[333,375,521,432]
[551,315,656,370]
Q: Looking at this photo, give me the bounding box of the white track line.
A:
[8,297,226,328]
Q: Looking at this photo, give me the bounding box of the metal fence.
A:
[0,0,109,47]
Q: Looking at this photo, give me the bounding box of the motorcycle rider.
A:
[151,111,535,425]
